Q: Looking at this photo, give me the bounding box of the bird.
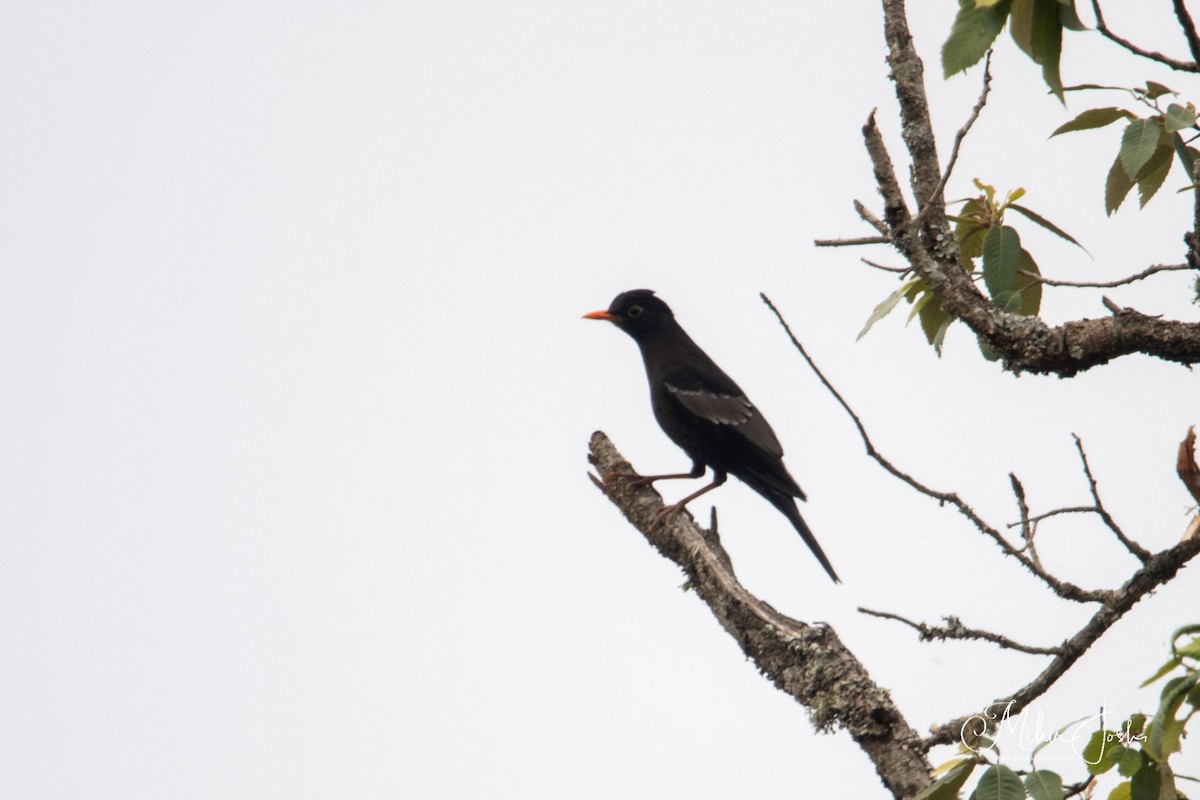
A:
[584,289,839,583]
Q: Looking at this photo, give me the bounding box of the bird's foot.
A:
[604,470,656,488]
[653,501,687,523]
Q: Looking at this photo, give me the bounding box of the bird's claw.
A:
[604,470,654,488]
[654,503,686,523]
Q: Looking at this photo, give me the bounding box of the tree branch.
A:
[586,431,932,799]
[914,51,993,224]
[1089,0,1199,72]
[925,532,1200,748]
[1173,0,1200,68]
[868,0,1200,376]
[1021,263,1194,289]
[762,292,1109,603]
[815,235,891,248]
[859,608,1064,656]
[1073,434,1150,561]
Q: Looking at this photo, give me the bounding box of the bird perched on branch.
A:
[584,289,839,583]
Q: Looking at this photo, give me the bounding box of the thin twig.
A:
[1020,263,1193,288]
[924,531,1200,749]
[1010,474,1045,572]
[855,200,890,236]
[1009,506,1096,527]
[913,51,993,224]
[1074,434,1151,562]
[760,292,1106,603]
[862,258,911,274]
[1090,0,1199,71]
[859,607,1063,656]
[815,235,891,248]
[863,110,912,230]
[1173,0,1200,68]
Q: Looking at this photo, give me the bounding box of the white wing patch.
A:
[665,382,755,425]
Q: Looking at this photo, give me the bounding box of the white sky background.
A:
[2,1,1199,797]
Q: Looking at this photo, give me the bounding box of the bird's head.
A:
[583,289,675,342]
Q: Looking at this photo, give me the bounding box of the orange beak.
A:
[583,310,620,322]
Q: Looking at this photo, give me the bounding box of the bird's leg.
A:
[606,460,705,488]
[657,470,727,521]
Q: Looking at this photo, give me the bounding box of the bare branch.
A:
[587,431,932,798]
[1173,0,1200,68]
[1009,473,1046,572]
[1020,263,1195,289]
[859,607,1064,656]
[855,199,890,236]
[761,292,1109,603]
[862,258,911,275]
[914,51,993,224]
[864,110,912,230]
[1089,0,1199,71]
[882,0,948,235]
[1073,434,1151,562]
[1009,505,1096,527]
[815,235,891,248]
[925,531,1200,748]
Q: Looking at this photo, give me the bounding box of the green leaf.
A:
[1057,0,1087,30]
[1169,624,1200,656]
[1083,729,1126,774]
[1051,107,1136,136]
[914,758,976,800]
[1108,781,1132,800]
[1146,673,1199,760]
[858,279,920,341]
[982,225,1021,299]
[1144,81,1176,99]
[943,0,1013,78]
[974,177,998,202]
[1010,0,1039,58]
[910,278,953,350]
[955,198,988,266]
[1172,132,1196,177]
[1118,746,1145,778]
[1007,202,1087,251]
[1127,713,1147,736]
[1120,119,1163,179]
[1106,153,1135,215]
[1010,0,1065,100]
[1165,103,1197,133]
[1013,249,1043,316]
[1137,143,1174,207]
[1141,656,1182,687]
[907,287,935,323]
[1177,637,1200,660]
[1025,769,1065,800]
[969,764,1025,800]
[1130,760,1161,800]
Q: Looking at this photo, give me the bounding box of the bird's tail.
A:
[762,489,840,584]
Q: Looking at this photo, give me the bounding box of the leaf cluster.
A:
[916,626,1200,800]
[858,181,1082,354]
[1051,84,1199,214]
[942,0,1086,101]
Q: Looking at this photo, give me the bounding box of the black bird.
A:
[585,289,839,583]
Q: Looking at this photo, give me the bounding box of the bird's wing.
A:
[665,381,783,457]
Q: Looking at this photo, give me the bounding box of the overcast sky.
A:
[2,2,1198,798]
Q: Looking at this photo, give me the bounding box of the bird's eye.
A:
[628,305,643,318]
